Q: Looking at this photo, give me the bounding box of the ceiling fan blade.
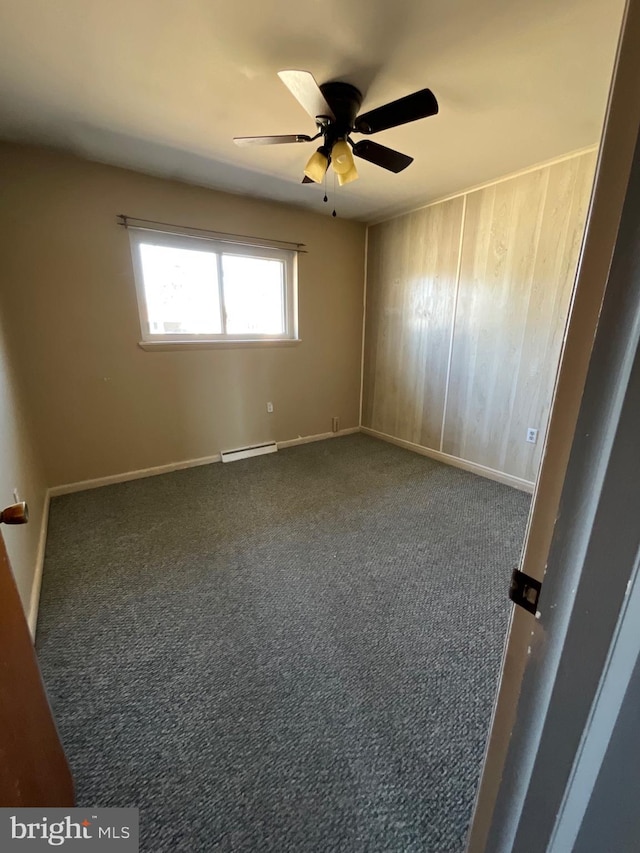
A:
[234,134,313,146]
[352,140,413,173]
[354,88,438,135]
[278,70,336,121]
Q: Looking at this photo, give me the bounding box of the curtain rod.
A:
[117,215,306,253]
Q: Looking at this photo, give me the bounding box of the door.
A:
[467,0,640,849]
[0,509,74,806]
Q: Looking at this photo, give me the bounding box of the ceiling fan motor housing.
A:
[318,81,363,145]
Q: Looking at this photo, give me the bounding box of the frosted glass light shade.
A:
[331,140,354,175]
[337,163,359,185]
[304,149,329,183]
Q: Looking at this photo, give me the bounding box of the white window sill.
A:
[138,339,302,351]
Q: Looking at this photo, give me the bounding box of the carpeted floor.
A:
[36,434,530,852]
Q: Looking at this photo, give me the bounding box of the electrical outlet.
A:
[526,428,538,444]
[332,416,340,433]
[266,402,274,413]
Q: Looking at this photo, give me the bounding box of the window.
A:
[128,229,298,346]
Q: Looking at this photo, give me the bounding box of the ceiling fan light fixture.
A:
[331,139,354,175]
[337,162,359,186]
[303,148,329,183]
[238,72,438,198]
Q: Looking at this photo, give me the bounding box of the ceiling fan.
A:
[233,70,439,186]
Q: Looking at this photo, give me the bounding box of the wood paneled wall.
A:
[362,150,597,486]
[362,197,464,448]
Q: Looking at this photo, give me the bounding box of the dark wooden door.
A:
[0,526,74,806]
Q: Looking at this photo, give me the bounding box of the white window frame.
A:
[128,228,299,346]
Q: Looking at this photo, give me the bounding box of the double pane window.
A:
[129,230,297,343]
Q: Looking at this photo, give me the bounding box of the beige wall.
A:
[0,301,47,623]
[0,143,366,487]
[362,149,597,486]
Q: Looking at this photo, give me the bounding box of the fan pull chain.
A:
[332,172,337,218]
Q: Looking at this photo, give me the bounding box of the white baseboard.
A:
[48,453,223,497]
[47,428,362,497]
[277,426,360,449]
[360,427,535,493]
[46,426,528,499]
[27,490,50,639]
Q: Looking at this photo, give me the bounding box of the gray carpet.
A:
[36,434,530,852]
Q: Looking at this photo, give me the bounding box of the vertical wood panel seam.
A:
[439,192,468,452]
[358,226,369,426]
[471,185,498,460]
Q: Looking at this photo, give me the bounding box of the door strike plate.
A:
[509,568,542,615]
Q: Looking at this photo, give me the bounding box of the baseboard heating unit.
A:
[220,441,278,463]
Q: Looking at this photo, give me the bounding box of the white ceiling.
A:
[0,0,626,221]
